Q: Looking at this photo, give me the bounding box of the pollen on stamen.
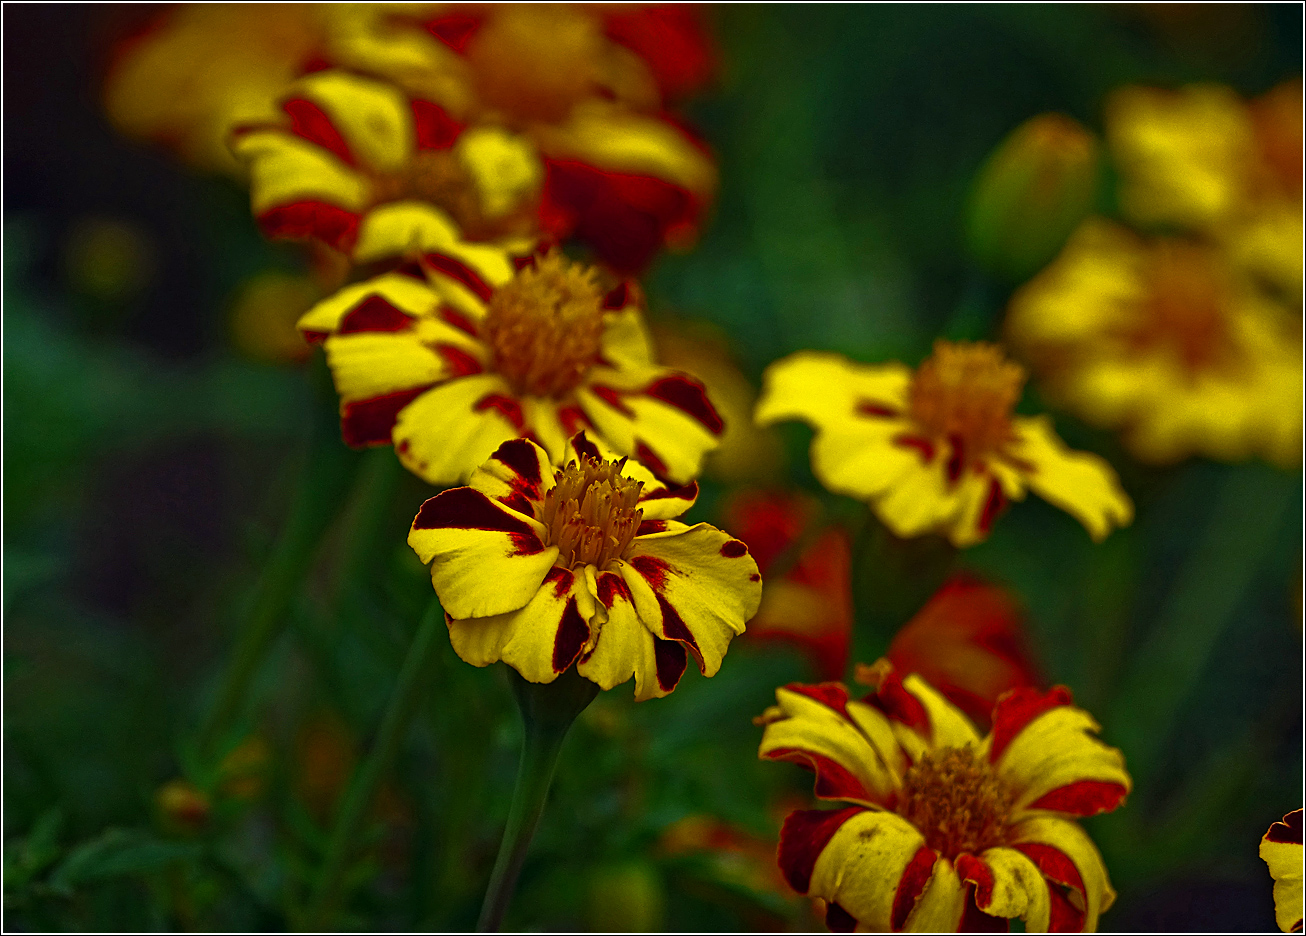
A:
[537,454,644,570]
[481,251,607,398]
[896,745,1014,859]
[908,340,1025,468]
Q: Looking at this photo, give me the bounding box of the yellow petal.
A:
[1261,811,1304,933]
[960,847,1052,932]
[392,374,523,485]
[234,130,369,214]
[297,70,414,174]
[997,705,1132,816]
[324,331,445,403]
[467,437,555,510]
[1008,814,1116,932]
[903,857,966,932]
[903,673,983,750]
[576,569,675,700]
[619,523,761,677]
[298,272,437,334]
[352,201,465,264]
[1007,415,1133,542]
[599,308,656,372]
[755,351,912,430]
[454,126,543,219]
[807,809,929,932]
[409,487,557,620]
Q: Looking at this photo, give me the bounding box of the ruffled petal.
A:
[989,687,1131,817]
[902,857,966,932]
[234,129,370,215]
[1008,814,1116,932]
[619,522,761,676]
[392,374,525,485]
[466,437,554,514]
[409,486,556,620]
[902,673,983,752]
[757,684,905,805]
[353,201,468,264]
[576,569,685,700]
[1261,810,1304,933]
[296,70,414,174]
[448,566,596,684]
[956,848,1052,932]
[1006,416,1133,542]
[755,351,912,430]
[298,272,437,333]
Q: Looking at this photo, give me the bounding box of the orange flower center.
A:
[482,252,606,398]
[897,746,1014,858]
[1132,241,1233,373]
[538,454,644,570]
[908,341,1024,462]
[466,5,605,124]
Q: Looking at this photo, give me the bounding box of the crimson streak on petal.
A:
[777,806,863,893]
[413,487,538,537]
[338,295,413,334]
[645,375,724,434]
[552,597,589,672]
[342,386,432,447]
[654,636,688,691]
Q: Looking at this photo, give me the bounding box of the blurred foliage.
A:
[3,4,1301,932]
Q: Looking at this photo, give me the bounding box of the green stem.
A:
[199,359,359,761]
[477,667,599,932]
[305,598,445,931]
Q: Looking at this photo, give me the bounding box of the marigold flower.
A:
[1007,218,1303,467]
[232,68,542,261]
[755,341,1133,547]
[299,246,724,486]
[723,490,852,681]
[317,4,718,272]
[407,433,762,698]
[882,573,1040,730]
[1261,810,1304,933]
[758,662,1131,932]
[103,4,325,175]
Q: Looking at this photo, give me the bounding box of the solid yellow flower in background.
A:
[407,433,762,699]
[1007,218,1303,467]
[232,68,542,262]
[299,246,725,486]
[103,4,326,176]
[1261,809,1304,933]
[754,341,1133,547]
[758,661,1131,932]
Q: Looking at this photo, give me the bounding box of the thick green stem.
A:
[477,668,599,932]
[305,598,444,931]
[199,360,359,761]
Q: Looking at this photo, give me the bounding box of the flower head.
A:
[300,245,724,486]
[232,69,542,262]
[755,342,1133,547]
[1261,809,1304,933]
[758,662,1131,931]
[1006,218,1302,467]
[408,433,762,698]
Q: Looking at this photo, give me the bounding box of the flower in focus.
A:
[319,3,718,272]
[755,341,1134,547]
[965,113,1101,282]
[723,490,852,681]
[1106,80,1303,300]
[1261,809,1304,933]
[880,573,1040,730]
[407,433,762,698]
[232,68,543,261]
[103,4,326,175]
[1006,218,1303,467]
[299,246,724,486]
[757,662,1131,931]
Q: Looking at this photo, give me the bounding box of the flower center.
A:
[482,252,606,398]
[908,341,1024,462]
[465,5,604,124]
[897,746,1014,859]
[538,454,644,570]
[1132,241,1233,373]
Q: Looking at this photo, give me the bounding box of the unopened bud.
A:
[966,114,1100,281]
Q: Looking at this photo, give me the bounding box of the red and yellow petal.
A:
[298,272,437,335]
[293,70,415,174]
[756,351,912,435]
[757,684,905,805]
[392,374,525,485]
[1007,814,1116,932]
[598,307,656,372]
[861,662,982,759]
[1007,416,1134,543]
[956,848,1052,932]
[447,566,597,684]
[1261,810,1304,933]
[987,687,1131,817]
[576,569,687,700]
[618,523,760,677]
[234,129,370,217]
[467,437,554,514]
[408,486,557,621]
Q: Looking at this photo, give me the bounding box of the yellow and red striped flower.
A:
[299,246,724,486]
[755,341,1133,547]
[232,68,542,262]
[1261,810,1304,933]
[318,3,719,272]
[407,433,762,698]
[758,663,1130,932]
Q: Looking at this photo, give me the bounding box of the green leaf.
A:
[47,829,200,894]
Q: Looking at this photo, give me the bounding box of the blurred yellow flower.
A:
[408,433,761,698]
[755,341,1133,547]
[103,4,325,175]
[1261,810,1304,933]
[229,272,320,365]
[1107,80,1303,299]
[299,247,724,486]
[1007,218,1302,467]
[758,662,1130,932]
